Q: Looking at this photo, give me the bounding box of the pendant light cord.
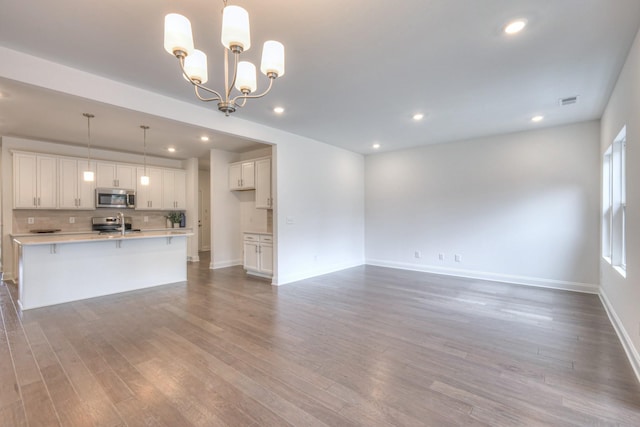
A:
[83,113,94,169]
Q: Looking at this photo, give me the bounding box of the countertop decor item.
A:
[163,0,285,116]
[166,211,182,227]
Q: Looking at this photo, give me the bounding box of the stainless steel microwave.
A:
[95,188,135,209]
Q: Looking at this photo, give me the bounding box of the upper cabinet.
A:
[136,167,163,210]
[162,169,187,210]
[96,162,136,189]
[58,158,96,210]
[229,161,255,190]
[14,153,58,209]
[255,158,273,209]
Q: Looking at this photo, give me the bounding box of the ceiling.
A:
[0,0,639,159]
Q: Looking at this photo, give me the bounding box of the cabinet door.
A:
[174,170,187,209]
[135,167,151,210]
[96,162,117,187]
[77,161,96,209]
[116,164,136,190]
[162,170,175,210]
[244,241,260,271]
[58,158,79,209]
[136,167,162,210]
[14,153,38,208]
[229,163,242,190]
[259,243,273,275]
[255,158,272,209]
[37,155,58,208]
[241,161,255,189]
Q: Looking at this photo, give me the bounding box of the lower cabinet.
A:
[243,233,273,278]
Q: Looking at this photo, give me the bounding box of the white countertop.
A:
[13,229,193,246]
[243,231,273,235]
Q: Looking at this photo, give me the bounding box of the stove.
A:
[91,216,141,234]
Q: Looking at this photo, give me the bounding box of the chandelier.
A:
[163,1,285,116]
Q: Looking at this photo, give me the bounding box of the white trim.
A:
[187,255,200,262]
[275,261,365,286]
[599,288,640,384]
[365,259,599,294]
[210,259,242,270]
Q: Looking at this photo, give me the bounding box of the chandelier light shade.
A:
[261,41,285,77]
[82,113,95,182]
[163,0,285,115]
[184,49,208,84]
[164,13,194,56]
[221,5,251,52]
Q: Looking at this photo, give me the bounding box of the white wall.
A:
[366,121,601,292]
[275,139,365,285]
[599,28,640,380]
[209,149,242,269]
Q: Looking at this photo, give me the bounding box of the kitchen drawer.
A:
[260,235,273,243]
[244,234,259,242]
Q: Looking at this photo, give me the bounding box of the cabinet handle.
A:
[37,197,41,206]
[78,198,81,206]
[33,197,36,206]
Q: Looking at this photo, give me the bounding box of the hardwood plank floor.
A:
[1,254,639,426]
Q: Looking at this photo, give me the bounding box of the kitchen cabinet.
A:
[13,152,58,209]
[58,157,96,209]
[243,233,273,277]
[162,169,187,210]
[136,167,163,210]
[255,158,273,209]
[96,162,136,189]
[229,161,255,190]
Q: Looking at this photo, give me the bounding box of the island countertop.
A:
[13,229,193,246]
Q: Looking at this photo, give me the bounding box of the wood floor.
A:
[1,255,639,426]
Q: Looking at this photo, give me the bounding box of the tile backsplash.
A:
[13,209,174,234]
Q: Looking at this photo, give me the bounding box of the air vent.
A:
[559,96,579,106]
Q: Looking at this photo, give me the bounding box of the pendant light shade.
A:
[260,41,285,77]
[83,113,95,182]
[221,5,250,51]
[164,13,194,56]
[140,125,150,186]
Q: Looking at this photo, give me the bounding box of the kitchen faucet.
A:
[117,212,125,236]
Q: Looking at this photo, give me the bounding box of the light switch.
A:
[286,216,295,225]
[27,217,35,224]
[69,217,75,224]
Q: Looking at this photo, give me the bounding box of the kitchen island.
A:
[12,230,193,310]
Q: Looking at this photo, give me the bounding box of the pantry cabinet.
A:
[255,158,273,209]
[229,161,255,190]
[13,152,58,209]
[243,233,273,277]
[58,157,96,209]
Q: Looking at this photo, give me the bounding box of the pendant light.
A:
[82,113,95,182]
[140,125,150,185]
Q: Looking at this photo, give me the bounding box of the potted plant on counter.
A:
[166,211,182,228]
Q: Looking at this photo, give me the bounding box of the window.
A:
[602,126,626,276]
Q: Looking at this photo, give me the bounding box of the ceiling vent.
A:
[559,96,579,106]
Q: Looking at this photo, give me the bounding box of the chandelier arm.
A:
[232,77,274,104]
[177,56,223,101]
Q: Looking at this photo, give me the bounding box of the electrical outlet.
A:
[69,217,75,224]
[455,254,462,263]
[27,217,35,224]
[414,251,421,259]
[438,253,445,261]
[143,216,149,222]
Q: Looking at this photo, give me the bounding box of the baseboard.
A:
[210,259,242,270]
[365,259,599,294]
[275,261,364,286]
[187,255,200,262]
[599,289,640,384]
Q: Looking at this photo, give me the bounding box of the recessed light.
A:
[273,106,285,114]
[372,143,381,149]
[504,19,527,35]
[200,136,209,142]
[168,147,176,152]
[531,115,544,122]
[412,113,424,121]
